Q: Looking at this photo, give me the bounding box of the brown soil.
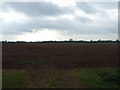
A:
[2,43,119,69]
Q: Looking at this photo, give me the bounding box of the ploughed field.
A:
[2,43,118,69]
[2,43,120,88]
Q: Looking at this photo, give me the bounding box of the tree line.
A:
[1,39,120,43]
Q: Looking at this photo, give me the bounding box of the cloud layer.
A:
[0,1,118,41]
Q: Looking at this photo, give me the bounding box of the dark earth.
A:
[2,43,119,70]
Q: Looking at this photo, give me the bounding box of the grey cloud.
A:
[91,2,118,9]
[76,2,118,14]
[76,2,97,14]
[75,16,92,23]
[2,15,117,36]
[0,3,9,12]
[3,2,69,17]
[3,22,33,35]
[1,2,118,39]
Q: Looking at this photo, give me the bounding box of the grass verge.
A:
[73,67,120,88]
[2,70,30,88]
[2,67,120,88]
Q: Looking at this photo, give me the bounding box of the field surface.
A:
[3,43,119,69]
[2,43,119,88]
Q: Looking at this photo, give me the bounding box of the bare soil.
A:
[2,43,119,69]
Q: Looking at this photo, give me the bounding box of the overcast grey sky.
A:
[0,1,118,41]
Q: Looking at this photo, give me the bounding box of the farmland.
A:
[2,43,120,88]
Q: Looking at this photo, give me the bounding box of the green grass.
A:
[2,67,120,88]
[43,70,65,88]
[73,67,120,88]
[42,69,82,88]
[2,70,30,88]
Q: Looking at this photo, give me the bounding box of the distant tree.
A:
[2,40,7,43]
[116,39,119,42]
[5,40,7,42]
[69,38,73,41]
[90,40,93,42]
[98,39,101,42]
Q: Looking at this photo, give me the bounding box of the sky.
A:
[0,0,118,41]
